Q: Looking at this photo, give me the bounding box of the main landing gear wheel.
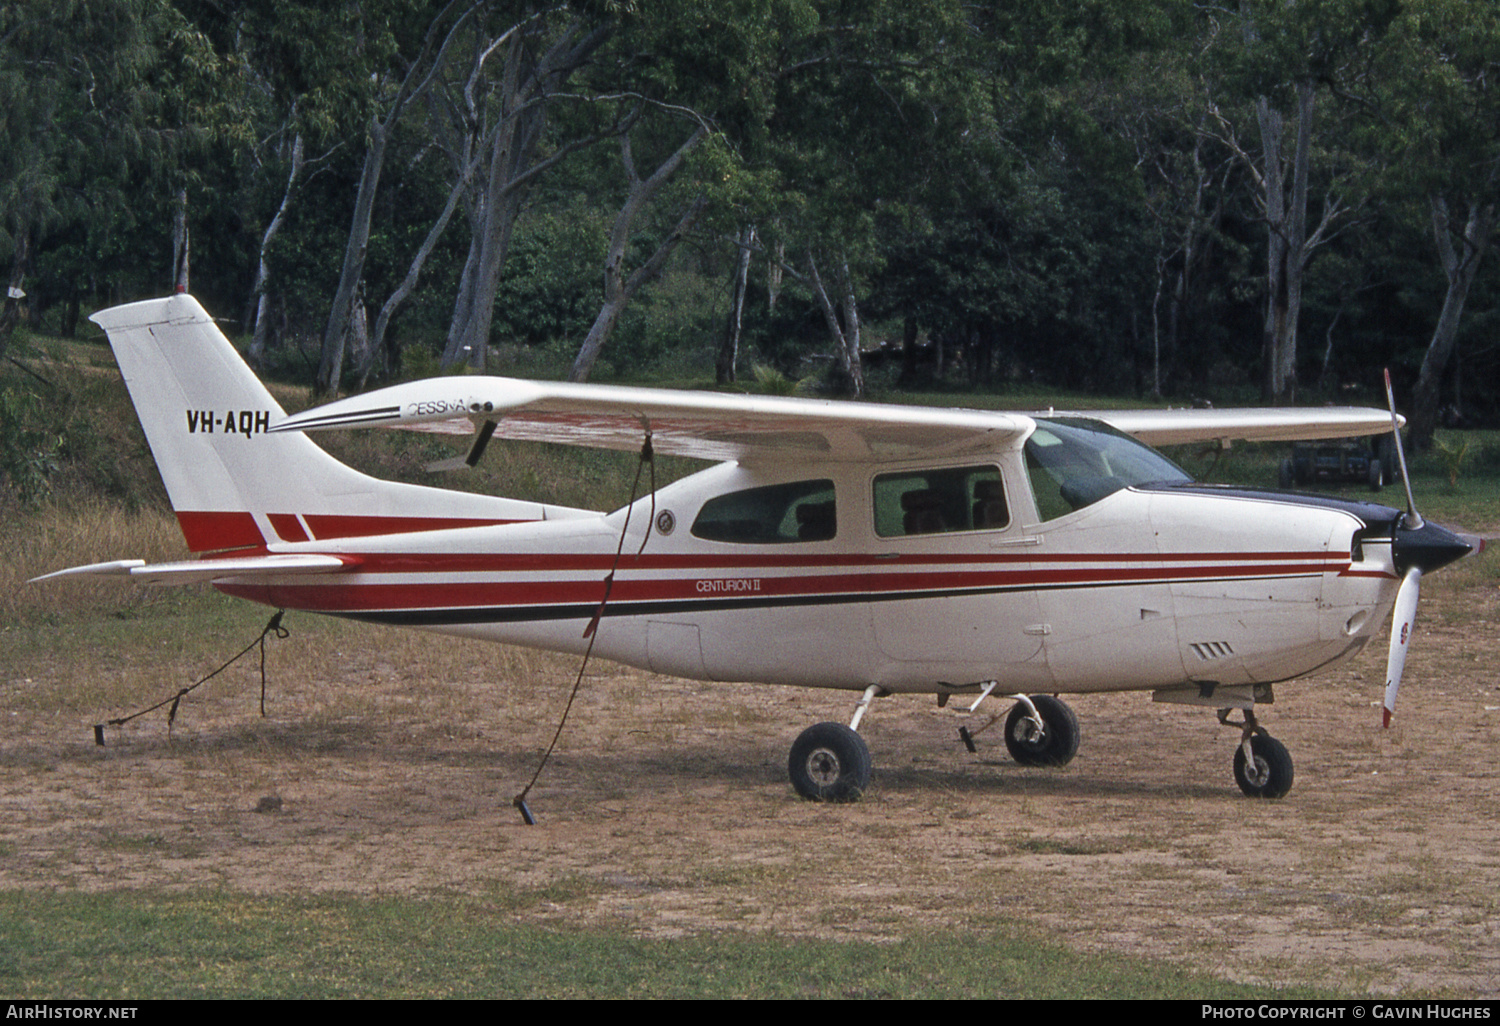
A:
[789,722,871,802]
[1004,695,1080,767]
[1232,733,1294,799]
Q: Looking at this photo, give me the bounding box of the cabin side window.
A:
[691,479,837,544]
[872,466,1008,538]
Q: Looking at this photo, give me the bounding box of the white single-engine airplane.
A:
[36,295,1479,801]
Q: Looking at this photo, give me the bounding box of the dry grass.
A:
[5,583,1500,995]
[2,502,187,623]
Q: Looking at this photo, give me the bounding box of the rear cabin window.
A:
[691,479,837,544]
[872,466,1008,538]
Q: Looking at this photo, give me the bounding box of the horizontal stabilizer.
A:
[32,553,353,587]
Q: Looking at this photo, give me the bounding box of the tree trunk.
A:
[767,238,784,312]
[568,123,706,382]
[805,249,864,398]
[0,220,31,352]
[716,226,754,385]
[1410,197,1495,449]
[248,133,304,370]
[317,123,388,395]
[346,284,370,376]
[171,186,190,294]
[899,316,918,385]
[358,141,471,388]
[569,189,708,382]
[316,1,483,394]
[837,259,863,396]
[441,20,616,370]
[442,30,535,370]
[1255,81,1314,405]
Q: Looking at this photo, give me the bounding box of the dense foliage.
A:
[2,0,1497,438]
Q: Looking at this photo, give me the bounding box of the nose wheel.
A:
[1220,709,1294,799]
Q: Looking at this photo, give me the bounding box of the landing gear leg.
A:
[788,685,883,802]
[1219,707,1294,799]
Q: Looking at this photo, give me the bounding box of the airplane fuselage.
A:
[215,447,1404,700]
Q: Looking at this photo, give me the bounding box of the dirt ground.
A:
[4,580,1499,997]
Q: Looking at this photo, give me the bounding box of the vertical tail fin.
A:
[91,295,544,554]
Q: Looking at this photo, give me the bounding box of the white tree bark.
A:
[1410,196,1495,446]
[568,124,708,382]
[316,0,480,395]
[441,19,616,370]
[248,133,304,369]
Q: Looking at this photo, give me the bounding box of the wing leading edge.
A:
[1089,407,1399,447]
[272,376,1399,463]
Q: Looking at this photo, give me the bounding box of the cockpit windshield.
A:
[1025,417,1192,521]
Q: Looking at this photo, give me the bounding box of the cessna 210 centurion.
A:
[36,295,1478,802]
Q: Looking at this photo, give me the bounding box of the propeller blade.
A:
[1383,368,1422,531]
[1383,566,1423,728]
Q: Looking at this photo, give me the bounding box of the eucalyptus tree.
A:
[430,4,618,372]
[214,0,390,367]
[566,112,709,381]
[564,0,818,383]
[1365,0,1500,446]
[313,0,487,395]
[1204,0,1397,403]
[744,0,980,396]
[1105,41,1247,396]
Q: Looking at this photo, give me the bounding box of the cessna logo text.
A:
[407,400,467,416]
[186,410,271,437]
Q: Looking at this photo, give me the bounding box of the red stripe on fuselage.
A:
[174,510,531,554]
[267,513,309,543]
[176,511,264,553]
[336,548,1348,574]
[301,514,527,540]
[216,556,1346,614]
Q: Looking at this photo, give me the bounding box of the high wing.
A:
[272,375,1398,464]
[271,376,1033,463]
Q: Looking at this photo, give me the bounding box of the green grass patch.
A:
[0,889,1339,999]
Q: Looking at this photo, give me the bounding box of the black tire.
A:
[1368,458,1385,492]
[1376,434,1399,483]
[1278,458,1295,489]
[1232,734,1294,799]
[1003,695,1080,767]
[788,722,870,802]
